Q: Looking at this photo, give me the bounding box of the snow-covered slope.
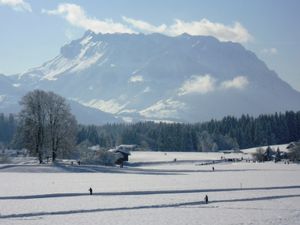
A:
[0,74,25,114]
[0,74,119,124]
[4,31,300,123]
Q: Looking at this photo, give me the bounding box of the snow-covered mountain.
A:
[2,31,300,123]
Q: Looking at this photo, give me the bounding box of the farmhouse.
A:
[286,142,300,150]
[109,145,136,164]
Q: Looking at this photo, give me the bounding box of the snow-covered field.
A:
[0,151,300,225]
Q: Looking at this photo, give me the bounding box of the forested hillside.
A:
[77,111,300,151]
[1,111,299,151]
[0,113,16,148]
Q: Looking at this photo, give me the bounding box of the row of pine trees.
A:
[1,111,300,152]
[0,113,16,148]
[77,111,300,151]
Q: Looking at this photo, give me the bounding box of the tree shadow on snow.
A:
[1,161,275,175]
[0,163,185,175]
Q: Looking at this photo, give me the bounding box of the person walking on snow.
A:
[204,195,208,204]
[89,187,93,195]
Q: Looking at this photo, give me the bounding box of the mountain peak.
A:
[3,32,300,124]
[179,32,191,38]
[83,29,96,38]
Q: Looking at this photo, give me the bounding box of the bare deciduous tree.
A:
[18,90,77,163]
[288,143,300,162]
[252,147,265,162]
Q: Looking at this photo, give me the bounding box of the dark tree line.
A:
[1,111,300,152]
[0,113,17,148]
[77,111,300,152]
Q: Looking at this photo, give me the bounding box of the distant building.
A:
[109,145,136,164]
[286,142,300,150]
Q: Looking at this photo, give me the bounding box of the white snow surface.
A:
[12,83,21,88]
[0,95,6,103]
[140,98,185,119]
[0,151,300,225]
[80,99,127,114]
[36,41,106,81]
[241,144,289,154]
[80,36,93,45]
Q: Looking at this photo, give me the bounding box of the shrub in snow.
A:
[0,154,11,163]
[252,147,265,162]
[78,146,118,166]
[288,143,300,162]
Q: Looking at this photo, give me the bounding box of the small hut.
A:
[109,145,136,164]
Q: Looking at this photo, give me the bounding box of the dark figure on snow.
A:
[204,195,208,204]
[212,167,215,171]
[77,160,81,165]
[89,187,93,195]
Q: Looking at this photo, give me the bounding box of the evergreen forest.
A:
[1,111,300,152]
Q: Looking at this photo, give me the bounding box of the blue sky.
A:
[0,0,300,91]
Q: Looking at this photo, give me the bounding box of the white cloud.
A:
[261,48,278,55]
[122,16,167,33]
[129,75,144,83]
[43,3,252,43]
[143,86,151,93]
[179,74,216,96]
[42,3,135,34]
[140,99,185,119]
[123,17,252,43]
[221,76,249,90]
[0,0,31,12]
[168,19,252,43]
[81,99,126,114]
[179,75,249,95]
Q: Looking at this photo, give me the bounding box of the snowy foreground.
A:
[0,150,300,225]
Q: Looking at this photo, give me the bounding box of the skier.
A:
[204,195,208,204]
[89,187,93,195]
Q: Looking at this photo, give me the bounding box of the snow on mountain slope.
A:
[0,74,119,124]
[18,35,106,82]
[4,31,300,123]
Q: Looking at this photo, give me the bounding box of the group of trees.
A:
[1,89,300,163]
[76,143,118,166]
[17,90,77,163]
[253,143,300,162]
[77,111,300,152]
[253,146,282,162]
[0,113,16,148]
[287,143,300,161]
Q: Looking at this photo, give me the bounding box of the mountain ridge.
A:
[1,31,300,123]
